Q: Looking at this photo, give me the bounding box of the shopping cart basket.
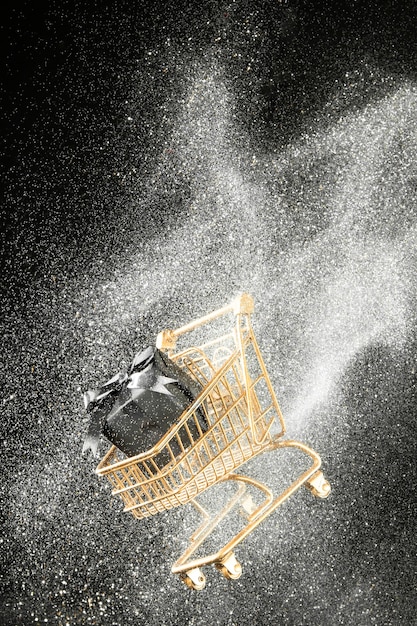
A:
[95,293,331,589]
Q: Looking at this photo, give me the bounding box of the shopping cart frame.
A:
[96,293,330,589]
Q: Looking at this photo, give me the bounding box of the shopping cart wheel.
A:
[305,470,331,499]
[180,567,206,591]
[215,552,242,580]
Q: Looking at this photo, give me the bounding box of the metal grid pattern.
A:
[96,311,284,520]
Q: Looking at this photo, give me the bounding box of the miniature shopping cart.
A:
[96,293,330,589]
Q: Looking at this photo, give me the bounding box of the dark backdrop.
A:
[1,1,416,624]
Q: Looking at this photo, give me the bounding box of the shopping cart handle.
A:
[156,293,254,350]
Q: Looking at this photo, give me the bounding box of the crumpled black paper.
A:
[83,346,205,458]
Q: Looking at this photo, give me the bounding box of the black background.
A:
[2,1,417,624]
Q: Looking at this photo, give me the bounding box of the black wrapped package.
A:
[82,346,206,459]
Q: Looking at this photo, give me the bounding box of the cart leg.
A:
[189,499,211,543]
[305,470,331,498]
[238,493,257,520]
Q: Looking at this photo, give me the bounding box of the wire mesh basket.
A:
[95,293,331,589]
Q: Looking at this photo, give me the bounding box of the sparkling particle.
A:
[2,2,416,625]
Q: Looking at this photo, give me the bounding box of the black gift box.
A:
[83,346,206,458]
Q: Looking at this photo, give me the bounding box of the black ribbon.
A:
[82,346,205,458]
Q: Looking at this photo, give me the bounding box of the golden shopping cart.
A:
[94,293,331,590]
